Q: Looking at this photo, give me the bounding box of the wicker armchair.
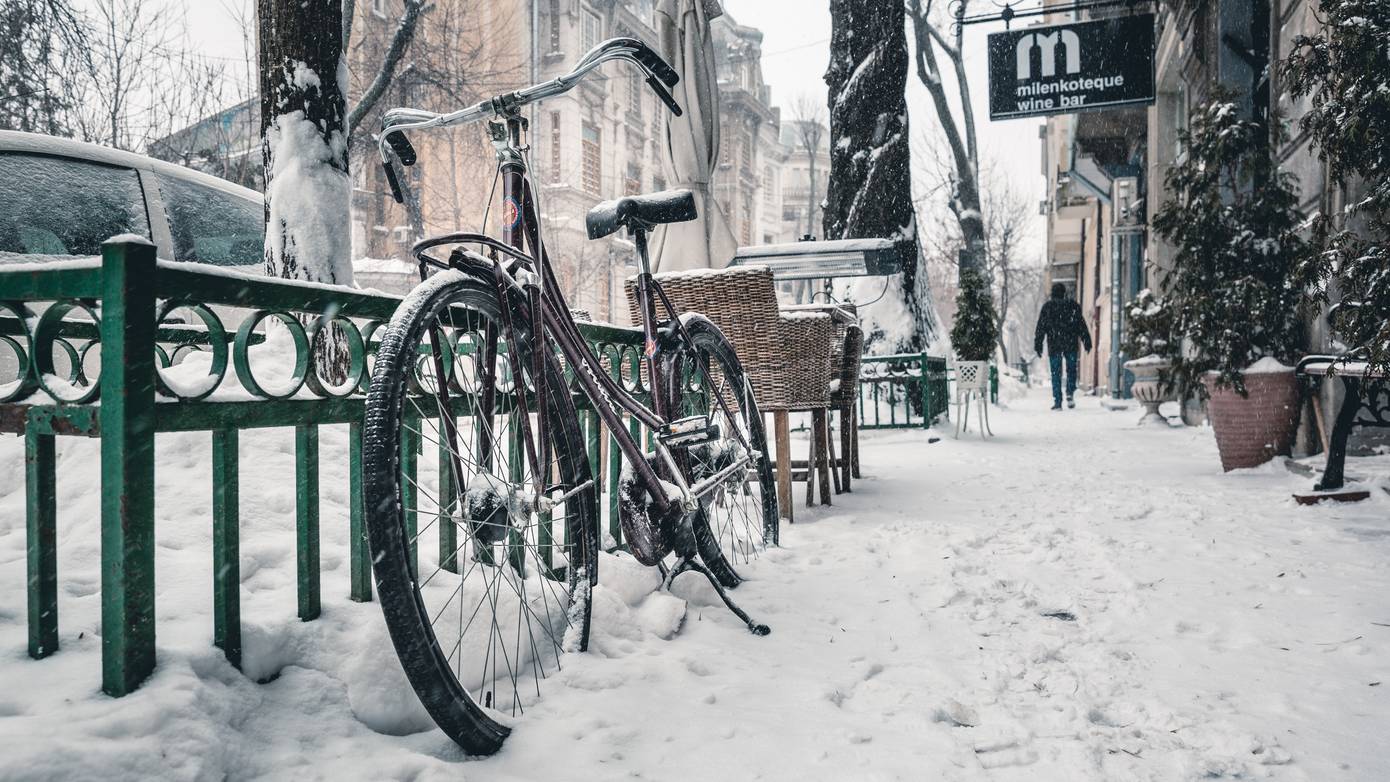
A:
[785,303,863,497]
[625,266,836,520]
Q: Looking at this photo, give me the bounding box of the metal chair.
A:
[952,360,993,439]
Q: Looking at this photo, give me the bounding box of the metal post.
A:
[212,429,241,669]
[99,238,158,697]
[295,424,320,620]
[920,353,931,429]
[26,427,57,659]
[349,420,372,602]
[401,414,419,578]
[438,427,459,574]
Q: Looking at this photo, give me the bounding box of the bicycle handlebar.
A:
[378,37,681,203]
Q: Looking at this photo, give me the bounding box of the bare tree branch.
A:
[788,92,827,238]
[347,0,427,135]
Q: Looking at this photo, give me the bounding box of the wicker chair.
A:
[625,267,836,520]
[785,304,863,496]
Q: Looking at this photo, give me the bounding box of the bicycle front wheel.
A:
[678,314,779,588]
[363,270,597,755]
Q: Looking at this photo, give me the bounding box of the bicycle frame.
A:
[380,36,760,527]
[414,113,757,521]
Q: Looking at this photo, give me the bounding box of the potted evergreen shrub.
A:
[949,267,999,426]
[1151,96,1308,470]
[1283,0,1390,375]
[1120,289,1175,426]
[950,267,999,362]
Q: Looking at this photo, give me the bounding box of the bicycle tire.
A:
[363,270,597,755]
[677,314,779,588]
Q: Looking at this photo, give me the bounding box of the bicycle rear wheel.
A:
[677,314,779,588]
[364,270,597,755]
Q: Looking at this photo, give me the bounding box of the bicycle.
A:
[363,38,779,755]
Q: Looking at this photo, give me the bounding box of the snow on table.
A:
[0,393,1386,779]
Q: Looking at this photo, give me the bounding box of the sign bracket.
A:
[950,0,1154,35]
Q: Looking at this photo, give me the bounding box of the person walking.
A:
[1034,282,1092,410]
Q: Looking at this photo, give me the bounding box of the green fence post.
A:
[349,420,371,602]
[437,427,458,574]
[920,353,931,429]
[295,424,320,621]
[99,237,158,697]
[211,428,240,669]
[401,415,419,578]
[26,427,58,659]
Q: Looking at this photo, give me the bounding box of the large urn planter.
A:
[1123,354,1171,427]
[1202,362,1300,472]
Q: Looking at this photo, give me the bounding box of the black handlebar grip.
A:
[382,161,405,204]
[646,75,683,117]
[630,41,680,87]
[385,131,417,166]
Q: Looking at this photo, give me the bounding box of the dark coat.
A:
[1034,297,1092,356]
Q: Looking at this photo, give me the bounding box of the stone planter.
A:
[1123,355,1171,427]
[1203,368,1300,472]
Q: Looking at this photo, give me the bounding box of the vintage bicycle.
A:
[363,38,778,754]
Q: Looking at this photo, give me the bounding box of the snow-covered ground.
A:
[1,390,1387,780]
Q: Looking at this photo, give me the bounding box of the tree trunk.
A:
[824,0,934,352]
[258,0,351,285]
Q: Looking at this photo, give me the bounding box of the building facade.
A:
[156,0,799,323]
[778,119,830,243]
[710,13,786,249]
[1040,0,1328,402]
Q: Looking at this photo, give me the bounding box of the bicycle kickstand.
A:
[663,556,771,636]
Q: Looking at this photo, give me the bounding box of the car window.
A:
[0,152,151,257]
[155,173,264,267]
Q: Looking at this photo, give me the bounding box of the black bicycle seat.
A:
[586,189,697,239]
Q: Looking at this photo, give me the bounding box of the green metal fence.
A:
[855,353,949,429]
[0,238,673,698]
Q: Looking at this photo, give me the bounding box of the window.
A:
[740,127,754,175]
[624,162,641,196]
[653,174,666,193]
[582,8,601,52]
[762,165,776,206]
[156,174,264,266]
[0,153,151,257]
[627,71,642,118]
[371,0,388,18]
[581,122,602,195]
[548,0,561,52]
[549,111,562,183]
[740,194,753,245]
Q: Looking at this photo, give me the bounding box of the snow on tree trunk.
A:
[258,0,351,285]
[823,0,936,353]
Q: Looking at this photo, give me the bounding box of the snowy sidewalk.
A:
[1,390,1388,780]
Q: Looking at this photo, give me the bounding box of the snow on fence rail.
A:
[856,353,950,429]
[0,238,691,698]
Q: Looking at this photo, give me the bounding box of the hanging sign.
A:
[987,14,1155,120]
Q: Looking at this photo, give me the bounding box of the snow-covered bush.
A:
[949,267,999,361]
[1121,289,1174,362]
[1151,96,1308,396]
[1282,0,1390,374]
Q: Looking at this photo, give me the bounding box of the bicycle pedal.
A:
[657,415,721,448]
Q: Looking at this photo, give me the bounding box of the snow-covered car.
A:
[0,130,264,268]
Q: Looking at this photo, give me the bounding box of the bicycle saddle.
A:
[586,189,697,239]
